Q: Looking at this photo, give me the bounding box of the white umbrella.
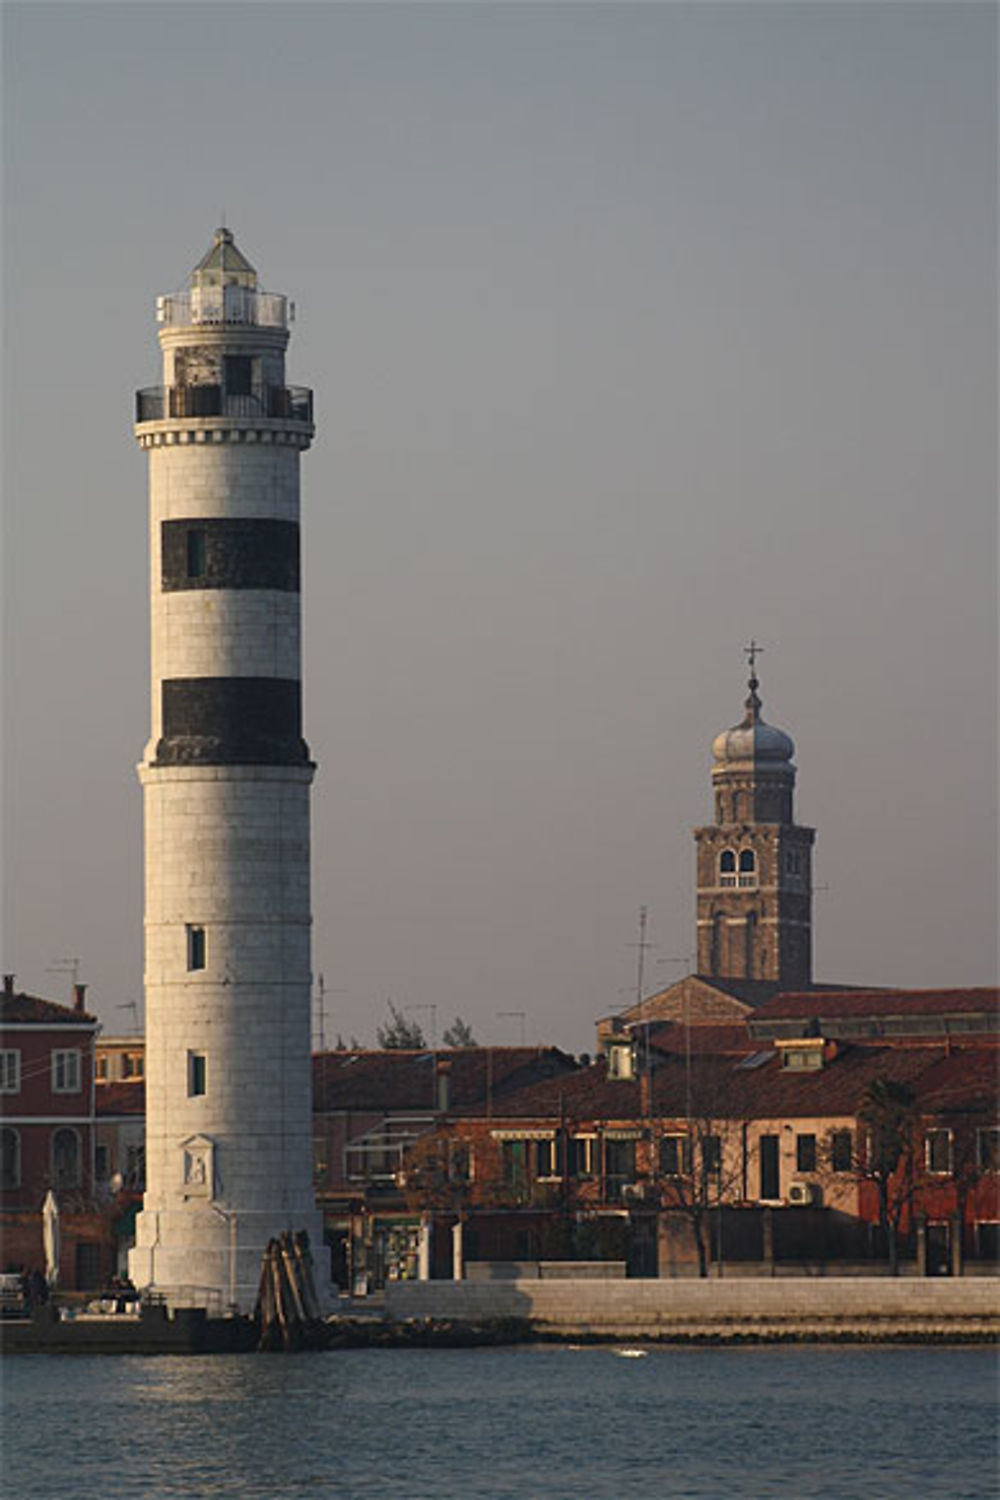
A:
[42,1190,60,1291]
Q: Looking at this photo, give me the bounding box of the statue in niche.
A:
[180,1135,214,1199]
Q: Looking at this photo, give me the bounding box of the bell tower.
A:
[129,229,324,1310]
[694,645,814,987]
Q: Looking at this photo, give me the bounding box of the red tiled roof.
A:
[449,1042,998,1125]
[96,1080,146,1115]
[0,991,97,1025]
[649,1022,754,1056]
[752,988,1000,1021]
[451,1057,641,1122]
[913,1048,1000,1116]
[312,1047,576,1113]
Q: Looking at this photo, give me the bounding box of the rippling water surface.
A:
[4,1345,997,1499]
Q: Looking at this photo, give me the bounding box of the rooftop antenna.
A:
[658,953,697,1125]
[46,957,80,1003]
[626,906,658,1129]
[497,1010,526,1045]
[117,999,140,1033]
[627,905,656,1014]
[313,974,347,1052]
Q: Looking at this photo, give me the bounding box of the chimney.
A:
[3,974,14,997]
[74,983,87,1014]
[435,1058,452,1114]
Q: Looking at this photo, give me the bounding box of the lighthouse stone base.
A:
[130,1205,328,1315]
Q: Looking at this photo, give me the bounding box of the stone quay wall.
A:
[385,1277,1000,1341]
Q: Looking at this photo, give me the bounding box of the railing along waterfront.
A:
[156,287,289,328]
[136,385,313,424]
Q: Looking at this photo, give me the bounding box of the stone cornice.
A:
[135,420,313,451]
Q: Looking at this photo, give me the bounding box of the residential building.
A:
[312,1046,576,1288]
[0,975,109,1287]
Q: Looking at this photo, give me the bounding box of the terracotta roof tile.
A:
[96,1080,146,1115]
[0,991,97,1025]
[648,1022,754,1056]
[753,987,1000,1022]
[448,1042,999,1125]
[311,1047,576,1113]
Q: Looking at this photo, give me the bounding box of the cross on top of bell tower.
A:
[744,637,763,675]
[743,638,764,719]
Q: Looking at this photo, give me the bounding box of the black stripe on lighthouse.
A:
[161,519,300,592]
[155,678,310,766]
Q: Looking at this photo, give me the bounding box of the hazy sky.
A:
[3,3,996,1053]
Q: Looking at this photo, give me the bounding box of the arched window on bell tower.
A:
[738,848,757,887]
[719,849,737,886]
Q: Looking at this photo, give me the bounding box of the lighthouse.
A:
[130,229,324,1310]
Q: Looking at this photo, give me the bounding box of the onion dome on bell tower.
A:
[710,650,796,826]
[693,643,815,989]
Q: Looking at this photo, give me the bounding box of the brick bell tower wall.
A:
[693,674,815,989]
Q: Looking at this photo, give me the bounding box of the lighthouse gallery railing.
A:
[136,385,313,424]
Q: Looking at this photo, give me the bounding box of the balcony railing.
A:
[136,384,313,425]
[156,287,289,328]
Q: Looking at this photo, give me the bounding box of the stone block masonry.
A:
[130,229,324,1312]
[385,1278,1000,1342]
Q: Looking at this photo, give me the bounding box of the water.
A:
[3,1346,997,1499]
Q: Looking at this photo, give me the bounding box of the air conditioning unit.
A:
[787,1181,818,1206]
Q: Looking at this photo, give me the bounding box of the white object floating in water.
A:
[612,1347,648,1358]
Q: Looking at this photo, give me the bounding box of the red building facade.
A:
[0,976,110,1287]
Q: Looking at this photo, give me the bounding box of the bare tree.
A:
[400,1129,475,1216]
[653,1058,748,1278]
[849,1075,921,1275]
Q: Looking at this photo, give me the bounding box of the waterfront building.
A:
[0,975,107,1286]
[129,229,324,1310]
[312,1045,575,1289]
[405,987,998,1279]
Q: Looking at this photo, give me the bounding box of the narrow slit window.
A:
[186,925,206,972]
[186,530,207,579]
[188,1051,207,1098]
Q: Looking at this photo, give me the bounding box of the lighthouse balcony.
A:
[136,384,313,425]
[156,287,290,328]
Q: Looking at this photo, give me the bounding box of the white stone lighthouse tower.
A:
[130,229,324,1310]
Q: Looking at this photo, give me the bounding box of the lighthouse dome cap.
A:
[191,227,257,289]
[712,671,794,765]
